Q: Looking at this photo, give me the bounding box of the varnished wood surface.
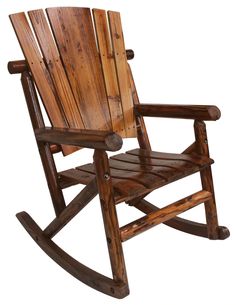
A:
[8,50,134,74]
[47,7,112,132]
[10,7,137,154]
[194,120,219,239]
[93,9,126,137]
[120,190,212,241]
[10,14,68,130]
[108,11,136,137]
[8,59,28,74]
[29,9,84,130]
[135,104,221,121]
[182,142,196,154]
[21,72,66,216]
[127,148,213,166]
[94,150,128,285]
[44,179,97,238]
[133,198,230,240]
[58,168,149,204]
[35,127,123,151]
[9,7,229,299]
[127,63,151,150]
[16,212,129,298]
[58,148,213,203]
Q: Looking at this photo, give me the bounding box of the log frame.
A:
[8,7,229,297]
[93,150,129,286]
[16,211,129,298]
[135,103,221,121]
[194,120,220,239]
[35,127,123,152]
[8,49,135,74]
[121,190,212,241]
[132,198,230,240]
[21,71,66,216]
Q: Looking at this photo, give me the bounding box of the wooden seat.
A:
[59,149,214,203]
[8,6,229,299]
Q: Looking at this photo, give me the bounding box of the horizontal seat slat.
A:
[127,148,213,166]
[58,148,213,204]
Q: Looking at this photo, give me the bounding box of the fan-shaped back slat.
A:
[10,12,76,155]
[46,7,112,131]
[28,9,84,130]
[93,9,126,137]
[108,11,136,137]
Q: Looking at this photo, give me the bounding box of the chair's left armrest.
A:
[35,127,123,152]
[134,104,221,121]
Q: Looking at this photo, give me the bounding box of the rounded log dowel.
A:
[126,49,134,60]
[8,60,28,74]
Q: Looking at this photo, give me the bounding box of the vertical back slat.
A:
[46,7,112,131]
[108,11,136,137]
[10,13,67,128]
[10,12,75,155]
[28,9,85,130]
[93,9,126,137]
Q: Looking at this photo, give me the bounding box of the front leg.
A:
[194,120,228,239]
[93,150,129,291]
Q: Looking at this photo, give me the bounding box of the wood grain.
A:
[47,7,112,131]
[94,150,128,285]
[93,9,126,137]
[108,11,136,137]
[127,63,151,149]
[16,211,129,298]
[35,127,123,151]
[58,146,213,206]
[29,9,84,129]
[78,163,165,188]
[111,153,204,171]
[135,104,221,121]
[44,179,97,238]
[127,148,213,166]
[10,15,67,126]
[120,190,212,241]
[8,50,134,74]
[194,120,219,239]
[21,71,66,216]
[10,12,76,155]
[58,167,148,204]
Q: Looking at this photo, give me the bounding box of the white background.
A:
[0,0,235,304]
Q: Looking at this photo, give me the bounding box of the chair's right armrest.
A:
[134,104,221,121]
[35,127,123,152]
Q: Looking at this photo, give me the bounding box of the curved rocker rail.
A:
[133,199,230,240]
[16,212,129,299]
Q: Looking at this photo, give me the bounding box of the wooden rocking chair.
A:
[8,7,229,298]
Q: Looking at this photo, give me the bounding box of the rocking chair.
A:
[8,7,229,298]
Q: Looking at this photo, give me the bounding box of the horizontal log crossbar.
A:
[120,190,212,242]
[8,49,134,74]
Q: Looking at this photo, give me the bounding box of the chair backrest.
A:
[10,7,137,155]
